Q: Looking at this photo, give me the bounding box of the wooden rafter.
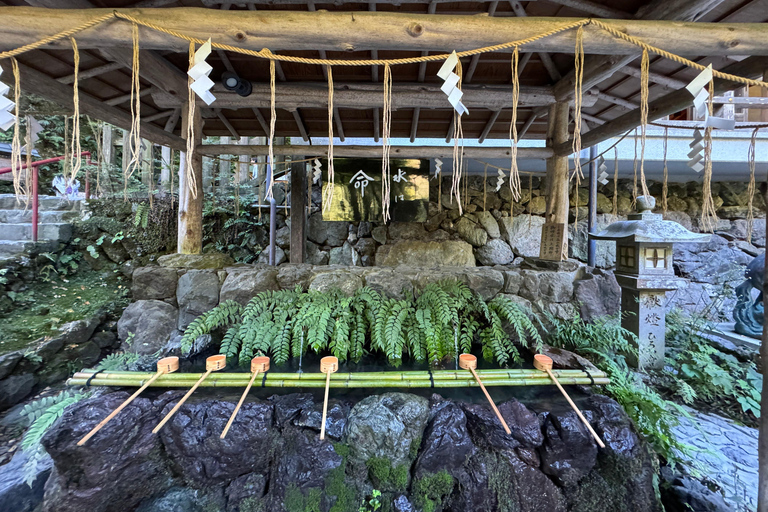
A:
[410,107,421,143]
[215,108,240,139]
[197,144,553,159]
[545,0,632,19]
[478,110,501,143]
[508,1,561,82]
[105,87,153,106]
[59,61,123,85]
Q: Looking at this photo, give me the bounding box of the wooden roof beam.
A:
[215,108,240,139]
[478,109,501,143]
[553,56,768,156]
[333,107,345,142]
[0,59,184,149]
[105,87,153,106]
[198,144,553,160]
[153,83,591,110]
[59,61,124,85]
[3,9,765,56]
[545,0,632,19]
[619,65,688,90]
[508,2,561,82]
[409,107,421,143]
[464,1,498,84]
[416,1,438,83]
[143,109,175,123]
[596,91,638,110]
[290,109,310,142]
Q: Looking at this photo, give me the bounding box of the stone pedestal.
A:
[620,287,667,369]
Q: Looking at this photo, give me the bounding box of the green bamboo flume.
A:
[69,369,609,389]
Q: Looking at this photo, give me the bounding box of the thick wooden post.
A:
[177,103,203,254]
[540,101,570,261]
[238,137,251,184]
[290,158,307,263]
[160,146,172,195]
[218,136,230,195]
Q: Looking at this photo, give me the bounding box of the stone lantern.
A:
[590,196,710,369]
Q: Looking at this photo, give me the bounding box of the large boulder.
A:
[414,399,476,479]
[0,351,22,380]
[157,253,233,269]
[346,393,430,468]
[41,393,175,512]
[329,241,360,266]
[388,222,428,240]
[464,268,504,300]
[476,211,501,239]
[674,234,750,285]
[574,269,621,321]
[219,268,280,305]
[364,269,414,300]
[309,270,363,296]
[0,448,52,512]
[499,215,545,258]
[132,266,178,300]
[277,264,314,291]
[0,374,36,411]
[176,270,220,330]
[455,217,488,247]
[158,399,273,487]
[377,241,476,267]
[474,239,514,266]
[306,241,330,265]
[117,300,178,355]
[540,411,599,487]
[307,214,348,246]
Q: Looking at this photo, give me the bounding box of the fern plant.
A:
[180,280,541,368]
[20,391,88,487]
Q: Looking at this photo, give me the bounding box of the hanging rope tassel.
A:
[69,37,82,187]
[381,63,393,223]
[450,60,465,216]
[700,79,718,232]
[322,65,334,213]
[612,147,619,218]
[125,24,142,201]
[638,49,650,199]
[10,58,24,203]
[508,46,522,204]
[747,127,759,243]
[631,127,638,206]
[527,173,533,230]
[267,58,277,202]
[662,127,669,214]
[483,163,488,211]
[571,25,585,227]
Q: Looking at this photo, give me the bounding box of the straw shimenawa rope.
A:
[381,63,393,222]
[125,24,142,200]
[508,46,522,203]
[450,60,464,216]
[662,127,669,213]
[638,49,650,199]
[571,26,584,226]
[266,58,277,201]
[631,127,638,205]
[700,80,718,232]
[69,37,82,185]
[747,127,759,243]
[10,58,24,203]
[483,163,488,211]
[612,147,618,218]
[183,41,198,200]
[322,65,335,213]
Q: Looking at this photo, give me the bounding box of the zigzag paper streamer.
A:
[597,156,609,185]
[433,158,443,180]
[188,39,216,106]
[495,169,505,192]
[313,158,322,184]
[437,51,468,116]
[0,68,15,132]
[685,65,735,130]
[688,128,705,173]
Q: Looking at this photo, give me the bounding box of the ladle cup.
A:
[319,356,338,440]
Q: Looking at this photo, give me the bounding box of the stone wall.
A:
[38,389,661,512]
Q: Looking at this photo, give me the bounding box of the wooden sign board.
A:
[321,158,429,222]
[539,222,567,261]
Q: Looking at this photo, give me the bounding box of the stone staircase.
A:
[0,194,80,259]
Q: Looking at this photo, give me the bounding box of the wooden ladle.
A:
[533,354,605,448]
[319,356,338,440]
[78,356,180,446]
[220,356,270,439]
[459,354,511,435]
[152,355,226,434]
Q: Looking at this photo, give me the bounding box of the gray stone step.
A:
[0,209,78,224]
[0,240,58,260]
[0,223,72,242]
[0,194,82,211]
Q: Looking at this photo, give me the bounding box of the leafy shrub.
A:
[180,281,541,367]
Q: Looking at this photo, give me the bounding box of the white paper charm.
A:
[433,158,442,180]
[0,68,16,132]
[188,39,216,105]
[437,51,468,116]
[313,158,322,184]
[495,169,505,192]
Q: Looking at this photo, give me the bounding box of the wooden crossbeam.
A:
[410,107,421,142]
[478,110,501,143]
[508,2,561,82]
[553,56,768,156]
[143,109,175,123]
[619,65,688,90]
[596,91,638,110]
[153,83,587,110]
[0,59,184,149]
[105,87,152,106]
[59,61,124,85]
[197,144,553,159]
[545,0,632,19]
[215,108,240,139]
[2,9,766,56]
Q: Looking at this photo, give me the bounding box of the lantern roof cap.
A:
[591,196,711,244]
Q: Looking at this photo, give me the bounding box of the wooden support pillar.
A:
[101,125,114,195]
[218,136,230,195]
[160,145,172,195]
[290,158,307,264]
[238,136,251,184]
[540,101,570,261]
[177,104,203,254]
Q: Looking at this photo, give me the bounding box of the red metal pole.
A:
[32,166,38,242]
[85,168,90,200]
[0,151,91,175]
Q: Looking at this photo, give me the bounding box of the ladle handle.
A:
[220,371,260,439]
[153,369,212,434]
[319,369,332,440]
[78,370,164,446]
[545,368,605,448]
[469,367,511,435]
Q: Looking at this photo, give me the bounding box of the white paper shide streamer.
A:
[313,158,322,184]
[437,52,468,116]
[0,69,16,132]
[688,129,704,173]
[685,65,734,131]
[188,39,216,106]
[433,158,442,180]
[495,169,505,192]
[597,156,609,185]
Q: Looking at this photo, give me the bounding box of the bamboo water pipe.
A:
[534,354,605,448]
[152,355,226,434]
[459,354,511,435]
[77,357,179,446]
[220,356,270,439]
[319,356,338,441]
